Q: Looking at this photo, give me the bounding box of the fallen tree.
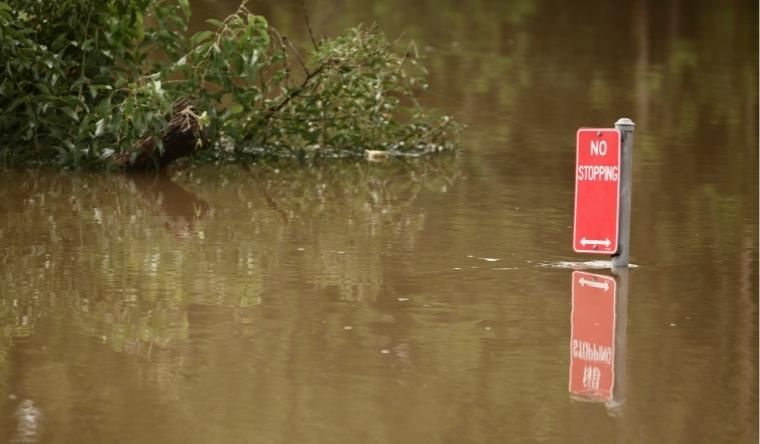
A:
[0,0,461,170]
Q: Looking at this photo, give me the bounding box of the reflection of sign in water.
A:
[569,271,616,401]
[573,128,621,254]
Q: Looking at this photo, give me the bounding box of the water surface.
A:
[1,0,757,442]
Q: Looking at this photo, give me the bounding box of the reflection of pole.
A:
[606,268,629,416]
[612,118,635,268]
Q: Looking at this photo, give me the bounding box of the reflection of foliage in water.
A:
[0,157,459,363]
[177,155,460,301]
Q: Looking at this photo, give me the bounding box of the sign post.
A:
[611,118,635,268]
[573,118,635,267]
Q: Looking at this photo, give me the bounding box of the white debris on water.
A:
[364,150,389,162]
[477,257,501,262]
[343,326,353,331]
[397,298,410,302]
[380,349,390,354]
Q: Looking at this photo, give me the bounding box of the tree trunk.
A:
[114,99,204,171]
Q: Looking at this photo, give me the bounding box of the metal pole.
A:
[612,118,635,268]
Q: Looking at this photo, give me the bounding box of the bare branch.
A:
[283,36,310,77]
[301,0,319,51]
[260,59,331,123]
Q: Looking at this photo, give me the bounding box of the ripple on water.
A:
[539,260,639,270]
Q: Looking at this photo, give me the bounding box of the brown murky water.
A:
[1,1,757,442]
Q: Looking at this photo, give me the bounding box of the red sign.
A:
[568,271,616,401]
[573,128,621,254]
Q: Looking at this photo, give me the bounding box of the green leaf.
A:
[227,104,243,115]
[191,31,215,46]
[7,97,25,112]
[95,118,107,137]
[177,0,191,19]
[206,18,224,28]
[62,106,79,122]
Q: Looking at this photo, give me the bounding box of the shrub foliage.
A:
[0,0,460,169]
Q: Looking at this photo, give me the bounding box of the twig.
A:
[268,28,292,87]
[301,0,319,51]
[260,60,330,123]
[77,7,94,100]
[249,61,327,148]
[283,36,310,77]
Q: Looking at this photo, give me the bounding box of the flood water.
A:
[1,1,757,442]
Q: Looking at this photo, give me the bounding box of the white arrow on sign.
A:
[580,238,611,248]
[578,278,610,291]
